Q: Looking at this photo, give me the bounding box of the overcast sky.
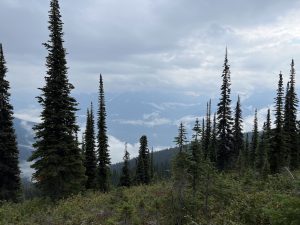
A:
[2,0,300,163]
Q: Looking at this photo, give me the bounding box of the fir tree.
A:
[84,103,97,189]
[250,109,259,168]
[216,48,233,170]
[244,133,250,169]
[175,122,188,153]
[136,135,150,185]
[189,118,202,194]
[97,74,110,192]
[203,100,211,159]
[255,121,270,178]
[120,143,131,187]
[233,96,244,168]
[172,122,190,225]
[270,72,285,173]
[0,44,21,202]
[284,60,299,169]
[29,0,85,199]
[208,113,217,163]
[265,109,272,164]
[150,147,154,180]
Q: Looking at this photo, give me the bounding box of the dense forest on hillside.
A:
[1,0,300,225]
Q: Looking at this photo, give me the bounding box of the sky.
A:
[1,0,300,164]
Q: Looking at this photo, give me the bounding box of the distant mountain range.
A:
[14,117,253,180]
[14,118,179,179]
[13,118,35,178]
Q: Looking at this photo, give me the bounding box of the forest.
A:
[0,0,299,225]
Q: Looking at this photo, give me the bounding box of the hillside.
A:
[1,171,299,225]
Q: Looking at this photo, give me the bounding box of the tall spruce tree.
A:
[255,121,270,178]
[265,109,272,165]
[97,74,110,192]
[0,44,21,202]
[216,48,233,170]
[150,147,154,180]
[172,122,190,225]
[208,113,217,162]
[250,109,259,168]
[119,143,131,187]
[244,133,250,169]
[233,96,244,167]
[29,0,85,199]
[84,103,97,189]
[284,60,299,169]
[136,135,150,185]
[203,100,211,159]
[175,122,188,153]
[190,118,202,194]
[270,72,285,173]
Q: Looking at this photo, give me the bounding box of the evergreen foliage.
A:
[233,96,244,168]
[136,135,150,185]
[284,60,299,169]
[189,118,202,194]
[208,113,217,163]
[84,103,97,189]
[255,121,270,178]
[174,122,188,153]
[250,109,259,168]
[120,143,131,187]
[216,48,234,171]
[0,44,21,202]
[270,72,285,173]
[29,0,85,199]
[203,100,211,159]
[97,74,110,192]
[244,133,250,169]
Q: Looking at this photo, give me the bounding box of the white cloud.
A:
[20,161,34,179]
[108,135,140,164]
[243,106,275,132]
[115,112,172,127]
[14,108,41,123]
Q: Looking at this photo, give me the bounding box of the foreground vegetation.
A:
[1,170,299,225]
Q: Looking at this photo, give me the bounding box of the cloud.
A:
[115,112,172,127]
[20,161,34,179]
[243,106,275,132]
[2,0,300,156]
[14,108,41,123]
[108,135,140,164]
[147,102,201,111]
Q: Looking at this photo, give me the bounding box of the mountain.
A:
[13,118,35,178]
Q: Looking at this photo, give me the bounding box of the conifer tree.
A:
[0,44,21,202]
[97,74,110,192]
[208,113,217,162]
[284,60,299,169]
[29,0,85,199]
[255,121,270,178]
[244,133,250,169]
[136,135,150,185]
[120,143,131,187]
[203,100,211,159]
[175,122,188,153]
[265,109,272,164]
[84,103,97,189]
[250,109,259,168]
[216,48,233,170]
[172,122,190,225]
[270,72,285,173]
[150,147,154,180]
[190,118,202,194]
[233,96,244,167]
